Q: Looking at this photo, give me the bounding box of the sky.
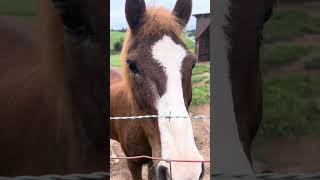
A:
[110,0,210,31]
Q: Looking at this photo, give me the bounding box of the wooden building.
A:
[193,13,210,62]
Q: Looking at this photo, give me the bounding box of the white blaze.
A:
[152,35,203,179]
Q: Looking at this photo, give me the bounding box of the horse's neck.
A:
[110,80,138,116]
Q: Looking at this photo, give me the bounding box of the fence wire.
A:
[110,114,210,120]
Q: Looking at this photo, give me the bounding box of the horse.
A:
[0,0,107,176]
[110,0,205,179]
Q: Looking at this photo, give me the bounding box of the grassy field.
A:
[261,43,313,71]
[191,64,210,105]
[258,6,320,138]
[110,31,125,52]
[0,0,36,21]
[259,75,320,137]
[304,54,320,70]
[0,0,36,16]
[263,10,320,43]
[110,54,122,67]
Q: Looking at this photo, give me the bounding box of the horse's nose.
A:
[157,165,169,180]
[199,162,205,180]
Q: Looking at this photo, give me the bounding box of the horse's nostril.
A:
[157,166,169,180]
[199,162,205,179]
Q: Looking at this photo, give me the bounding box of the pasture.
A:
[0,0,36,21]
[253,1,320,172]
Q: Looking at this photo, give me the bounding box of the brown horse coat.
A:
[0,0,107,176]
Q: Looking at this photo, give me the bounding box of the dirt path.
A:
[253,136,320,172]
[110,104,210,180]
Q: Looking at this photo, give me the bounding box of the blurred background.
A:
[253,0,320,172]
[0,0,36,21]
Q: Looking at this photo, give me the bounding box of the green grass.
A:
[110,54,121,67]
[0,0,36,16]
[192,64,210,75]
[192,75,206,83]
[0,0,36,21]
[261,43,313,71]
[304,55,320,70]
[110,31,125,52]
[191,85,210,105]
[258,75,320,138]
[182,35,195,52]
[264,10,320,43]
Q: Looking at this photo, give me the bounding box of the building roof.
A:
[193,13,210,18]
[193,13,210,40]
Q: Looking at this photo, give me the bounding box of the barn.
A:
[193,13,210,62]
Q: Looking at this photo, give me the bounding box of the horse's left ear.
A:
[125,0,146,33]
[172,0,192,27]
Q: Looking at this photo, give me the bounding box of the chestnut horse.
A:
[0,0,107,176]
[110,0,204,179]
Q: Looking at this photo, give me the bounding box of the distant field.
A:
[110,31,125,52]
[0,0,36,19]
[258,6,320,138]
[110,54,121,67]
[110,30,195,53]
[260,74,320,137]
[264,10,320,43]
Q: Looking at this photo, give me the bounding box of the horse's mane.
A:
[120,6,184,108]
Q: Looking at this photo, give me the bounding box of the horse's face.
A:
[125,0,204,179]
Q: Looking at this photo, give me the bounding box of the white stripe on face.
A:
[152,35,203,179]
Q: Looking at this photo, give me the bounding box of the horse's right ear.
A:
[125,0,146,33]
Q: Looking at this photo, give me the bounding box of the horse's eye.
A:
[126,60,140,74]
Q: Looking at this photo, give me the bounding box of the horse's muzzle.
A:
[157,162,205,180]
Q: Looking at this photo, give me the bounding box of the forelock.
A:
[138,6,184,40]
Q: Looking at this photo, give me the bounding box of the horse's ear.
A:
[51,0,91,37]
[172,0,192,28]
[125,0,146,33]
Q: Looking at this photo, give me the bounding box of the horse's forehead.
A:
[151,35,187,69]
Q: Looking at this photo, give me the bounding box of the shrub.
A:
[113,38,124,53]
